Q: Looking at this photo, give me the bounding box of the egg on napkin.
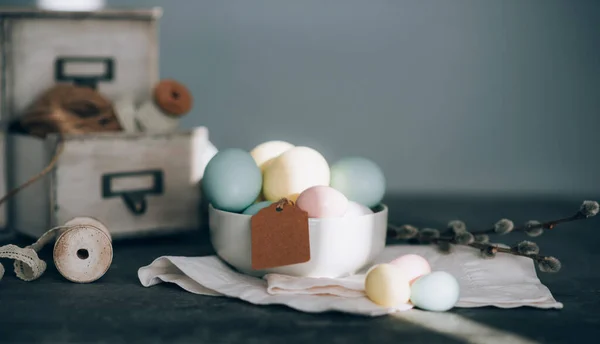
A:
[364,263,411,307]
[410,271,460,312]
[389,254,432,284]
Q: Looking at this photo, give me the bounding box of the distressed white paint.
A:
[8,17,158,114]
[10,127,216,239]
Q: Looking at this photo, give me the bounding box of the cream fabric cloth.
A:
[138,245,563,316]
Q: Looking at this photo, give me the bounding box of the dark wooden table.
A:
[1,195,599,343]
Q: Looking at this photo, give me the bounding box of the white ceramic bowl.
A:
[208,203,388,278]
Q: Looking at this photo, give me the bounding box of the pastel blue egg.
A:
[409,271,460,312]
[330,157,385,208]
[202,148,262,212]
[242,201,273,215]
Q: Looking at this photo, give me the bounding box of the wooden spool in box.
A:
[124,78,194,133]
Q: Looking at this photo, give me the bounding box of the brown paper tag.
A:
[251,199,310,270]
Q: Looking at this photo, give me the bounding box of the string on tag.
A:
[275,197,294,211]
[0,216,113,283]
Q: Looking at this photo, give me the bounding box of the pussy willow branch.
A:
[432,235,562,272]
[388,200,599,239]
[475,200,597,235]
[434,236,544,260]
[470,213,585,236]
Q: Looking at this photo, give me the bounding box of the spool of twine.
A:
[0,84,123,208]
[0,216,113,283]
[17,84,122,138]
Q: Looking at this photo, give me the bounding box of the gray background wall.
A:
[2,0,599,195]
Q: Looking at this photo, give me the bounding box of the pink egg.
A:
[343,201,374,217]
[296,185,349,218]
[389,254,431,284]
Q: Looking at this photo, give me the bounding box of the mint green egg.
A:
[410,271,460,312]
[242,201,273,215]
[330,157,385,208]
[202,148,262,212]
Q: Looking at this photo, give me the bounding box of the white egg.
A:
[250,140,295,172]
[343,201,373,217]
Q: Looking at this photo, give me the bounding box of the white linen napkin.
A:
[137,244,563,316]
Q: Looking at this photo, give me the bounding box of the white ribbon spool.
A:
[0,216,113,284]
[136,99,180,133]
[113,97,180,134]
[113,97,139,133]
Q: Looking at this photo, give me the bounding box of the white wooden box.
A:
[0,8,162,234]
[11,127,217,239]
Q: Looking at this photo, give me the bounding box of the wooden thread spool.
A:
[153,79,193,117]
[53,217,113,283]
[135,79,193,133]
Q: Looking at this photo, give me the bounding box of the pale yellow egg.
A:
[250,140,295,172]
[365,264,411,307]
[262,146,330,202]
